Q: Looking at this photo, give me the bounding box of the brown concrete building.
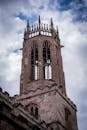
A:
[0,16,78,130]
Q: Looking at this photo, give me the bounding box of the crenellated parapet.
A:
[24,16,59,40]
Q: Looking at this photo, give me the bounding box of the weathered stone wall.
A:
[0,89,46,130]
[16,84,78,130]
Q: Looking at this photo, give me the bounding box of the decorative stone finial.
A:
[51,18,53,29]
[39,15,41,26]
[38,15,41,34]
[27,19,30,32]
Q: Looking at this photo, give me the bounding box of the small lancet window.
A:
[35,107,38,119]
[31,107,34,115]
[65,108,71,121]
[43,41,52,80]
[31,44,39,80]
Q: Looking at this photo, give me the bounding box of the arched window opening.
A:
[31,44,39,80]
[31,107,34,115]
[43,41,51,64]
[25,103,39,119]
[35,107,38,119]
[43,41,52,80]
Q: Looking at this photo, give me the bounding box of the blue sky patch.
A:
[29,15,38,25]
[57,0,87,21]
[16,12,28,21]
[39,5,44,10]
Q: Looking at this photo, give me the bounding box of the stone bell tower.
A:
[16,16,78,130]
[20,16,66,95]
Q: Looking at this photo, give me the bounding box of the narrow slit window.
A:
[35,107,38,119]
[65,108,71,121]
[31,107,34,115]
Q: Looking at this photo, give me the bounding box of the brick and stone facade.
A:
[0,88,46,130]
[0,16,78,130]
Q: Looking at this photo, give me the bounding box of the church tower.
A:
[16,16,78,130]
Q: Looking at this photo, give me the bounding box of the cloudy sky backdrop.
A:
[0,0,87,130]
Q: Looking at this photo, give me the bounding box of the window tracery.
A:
[43,41,52,79]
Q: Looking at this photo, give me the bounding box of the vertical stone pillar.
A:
[38,37,44,80]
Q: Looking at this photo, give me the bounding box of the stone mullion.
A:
[38,40,43,80]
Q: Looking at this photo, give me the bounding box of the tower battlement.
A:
[24,16,59,40]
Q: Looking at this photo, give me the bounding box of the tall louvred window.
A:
[43,41,52,79]
[31,44,39,80]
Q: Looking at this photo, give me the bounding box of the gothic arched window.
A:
[43,41,51,63]
[25,103,39,119]
[43,41,52,80]
[31,44,39,80]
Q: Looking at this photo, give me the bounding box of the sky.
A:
[0,0,87,130]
